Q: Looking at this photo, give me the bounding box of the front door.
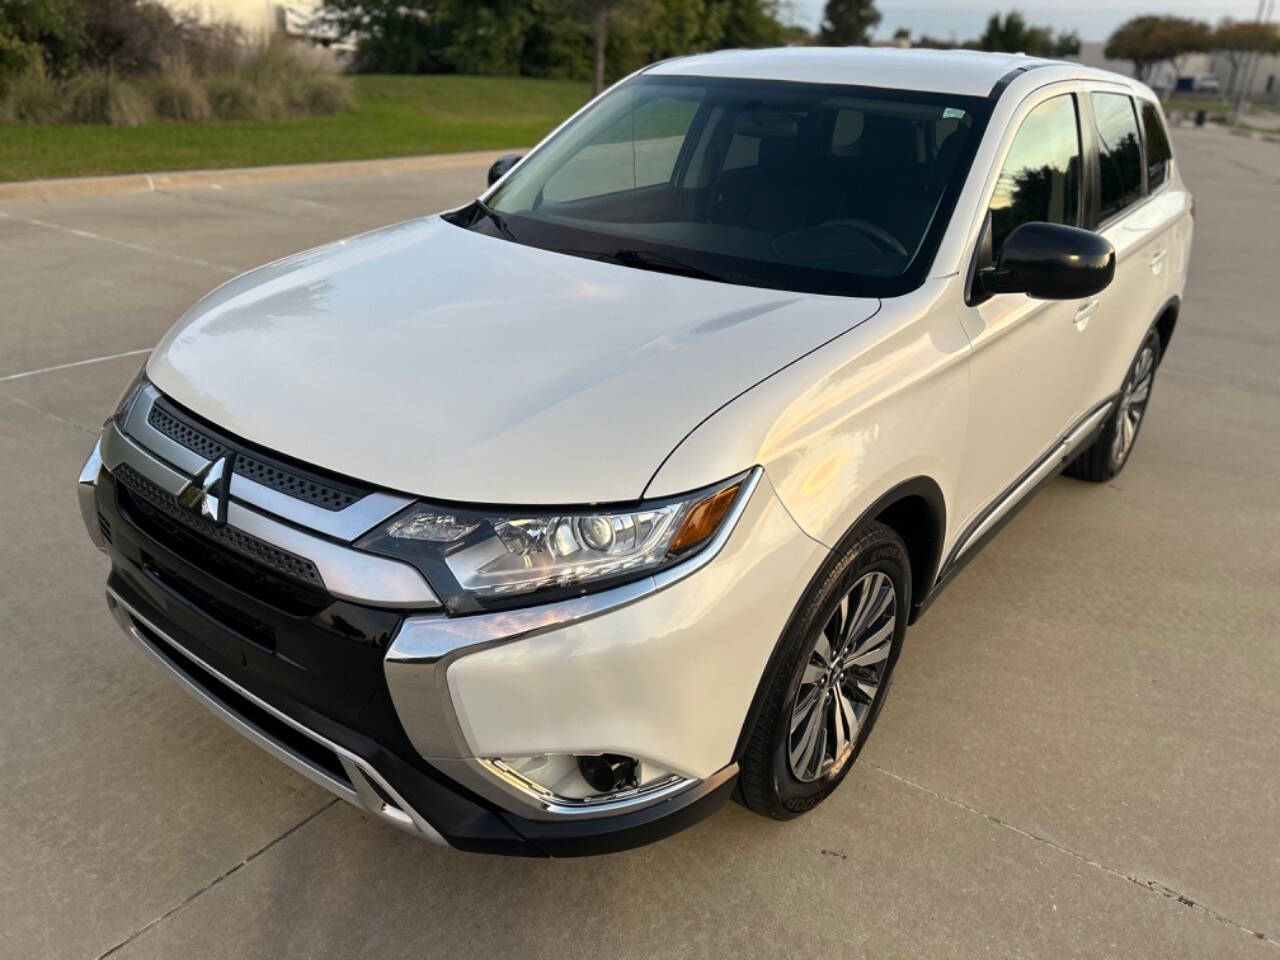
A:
[953,90,1097,539]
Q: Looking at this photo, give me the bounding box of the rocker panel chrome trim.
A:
[944,397,1116,571]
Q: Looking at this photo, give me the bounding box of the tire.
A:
[737,521,910,820]
[1065,328,1162,483]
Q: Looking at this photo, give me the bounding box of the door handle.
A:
[1073,300,1099,326]
[1150,248,1168,274]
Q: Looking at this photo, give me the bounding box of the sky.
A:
[784,0,1271,42]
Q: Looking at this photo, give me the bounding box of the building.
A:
[157,0,341,46]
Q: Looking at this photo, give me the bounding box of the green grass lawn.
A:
[0,75,591,183]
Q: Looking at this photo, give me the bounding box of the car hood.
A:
[149,216,878,504]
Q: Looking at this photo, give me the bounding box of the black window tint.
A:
[989,94,1080,258]
[1092,93,1143,218]
[1140,100,1172,189]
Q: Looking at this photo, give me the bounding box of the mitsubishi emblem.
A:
[177,454,233,525]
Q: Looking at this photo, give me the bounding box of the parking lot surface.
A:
[1,128,1278,959]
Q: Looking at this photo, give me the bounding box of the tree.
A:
[1105,15,1211,84]
[325,0,456,73]
[719,0,788,48]
[977,11,1077,58]
[1053,30,1081,57]
[818,0,880,46]
[1213,20,1280,95]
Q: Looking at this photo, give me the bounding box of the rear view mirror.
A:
[980,222,1115,300]
[487,154,523,187]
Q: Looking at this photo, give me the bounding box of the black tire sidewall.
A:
[766,524,910,815]
[1105,328,1163,474]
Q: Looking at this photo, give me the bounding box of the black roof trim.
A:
[988,61,1052,100]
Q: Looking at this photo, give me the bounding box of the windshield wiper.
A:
[559,246,730,284]
[474,199,518,242]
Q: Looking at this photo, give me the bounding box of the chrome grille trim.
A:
[123,386,413,543]
[114,462,326,589]
[99,417,441,609]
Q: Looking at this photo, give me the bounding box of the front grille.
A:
[234,453,360,511]
[98,512,112,544]
[148,403,228,461]
[113,462,324,590]
[145,394,366,512]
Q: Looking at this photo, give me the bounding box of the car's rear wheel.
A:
[737,521,909,819]
[1066,328,1161,483]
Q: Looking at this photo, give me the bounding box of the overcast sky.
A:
[784,0,1270,42]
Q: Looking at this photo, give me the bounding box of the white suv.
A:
[78,48,1191,856]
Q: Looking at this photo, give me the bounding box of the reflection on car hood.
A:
[149,216,879,504]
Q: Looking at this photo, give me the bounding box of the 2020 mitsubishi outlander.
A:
[78,47,1191,856]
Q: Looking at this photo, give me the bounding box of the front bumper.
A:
[79,401,827,854]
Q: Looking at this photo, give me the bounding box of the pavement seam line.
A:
[867,763,1280,951]
[0,211,240,275]
[0,388,98,436]
[92,799,338,960]
[0,347,151,383]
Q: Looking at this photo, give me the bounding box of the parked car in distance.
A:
[79,47,1191,857]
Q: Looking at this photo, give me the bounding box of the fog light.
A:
[577,753,637,793]
[477,753,690,812]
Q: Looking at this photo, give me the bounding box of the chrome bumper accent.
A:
[106,587,446,844]
[79,437,106,552]
[98,416,440,609]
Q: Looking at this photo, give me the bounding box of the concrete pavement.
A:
[1,127,1277,959]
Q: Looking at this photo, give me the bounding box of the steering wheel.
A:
[816,219,910,257]
[771,219,910,261]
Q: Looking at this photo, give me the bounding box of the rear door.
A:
[953,89,1097,536]
[1079,90,1180,402]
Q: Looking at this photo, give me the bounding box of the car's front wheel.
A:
[738,521,909,819]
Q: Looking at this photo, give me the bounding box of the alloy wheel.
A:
[788,571,897,783]
[1111,343,1156,467]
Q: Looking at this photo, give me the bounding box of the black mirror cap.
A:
[982,221,1116,300]
[487,153,523,186]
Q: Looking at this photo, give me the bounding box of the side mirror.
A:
[980,222,1115,300]
[487,153,523,187]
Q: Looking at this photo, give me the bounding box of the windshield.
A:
[459,75,991,298]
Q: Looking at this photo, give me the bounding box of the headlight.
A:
[111,364,150,425]
[356,471,751,613]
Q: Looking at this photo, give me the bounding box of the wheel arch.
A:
[730,475,945,765]
[1153,295,1180,363]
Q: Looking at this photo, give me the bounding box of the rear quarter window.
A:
[1139,100,1173,190]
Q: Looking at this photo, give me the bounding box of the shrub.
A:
[147,58,210,120]
[203,72,283,121]
[236,37,352,117]
[62,69,151,125]
[295,73,353,115]
[1,60,62,123]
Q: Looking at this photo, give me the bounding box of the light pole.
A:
[1232,0,1275,123]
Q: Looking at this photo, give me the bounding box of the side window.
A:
[542,95,699,203]
[988,94,1081,259]
[1091,92,1143,219]
[1139,100,1172,190]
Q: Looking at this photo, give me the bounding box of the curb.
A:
[0,148,524,202]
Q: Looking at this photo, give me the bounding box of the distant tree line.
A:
[1104,15,1280,89]
[322,0,813,90]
